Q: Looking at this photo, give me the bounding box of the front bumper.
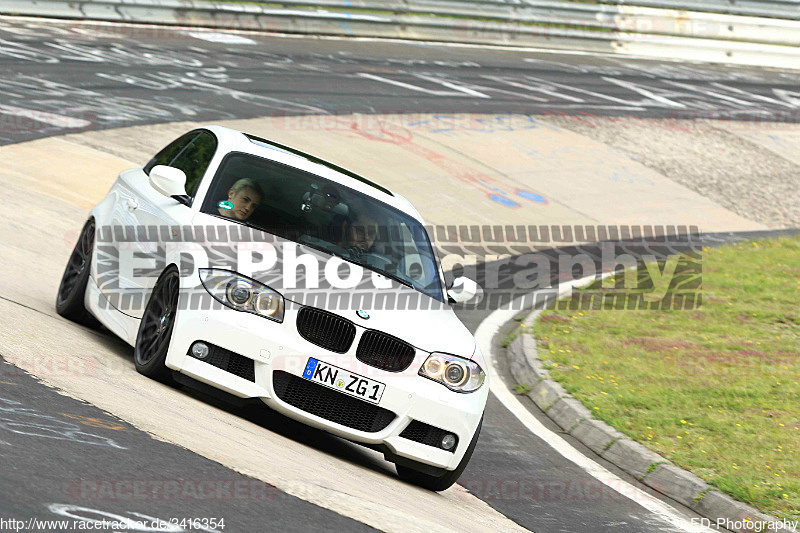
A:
[165,300,487,471]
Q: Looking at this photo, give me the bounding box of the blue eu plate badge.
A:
[303,358,319,379]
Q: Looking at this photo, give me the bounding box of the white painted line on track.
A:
[186,31,257,45]
[357,72,491,98]
[474,277,717,533]
[0,105,91,128]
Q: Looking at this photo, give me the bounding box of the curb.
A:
[506,310,797,533]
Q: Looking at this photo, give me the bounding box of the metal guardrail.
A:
[596,0,800,20]
[1,0,800,68]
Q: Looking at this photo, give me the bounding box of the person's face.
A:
[227,187,262,220]
[347,218,377,250]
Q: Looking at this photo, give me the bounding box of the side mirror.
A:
[149,165,187,198]
[447,276,483,304]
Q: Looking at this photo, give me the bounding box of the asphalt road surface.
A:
[2,16,800,147]
[2,15,799,533]
[0,354,378,532]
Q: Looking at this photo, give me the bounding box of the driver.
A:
[338,212,379,258]
[218,178,264,221]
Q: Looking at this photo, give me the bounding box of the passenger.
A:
[218,178,264,221]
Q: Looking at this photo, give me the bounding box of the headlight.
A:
[199,269,284,323]
[419,353,485,393]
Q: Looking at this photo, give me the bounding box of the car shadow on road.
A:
[78,321,399,480]
[171,371,399,479]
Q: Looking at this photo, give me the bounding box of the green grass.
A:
[502,326,523,347]
[513,383,532,395]
[532,235,800,520]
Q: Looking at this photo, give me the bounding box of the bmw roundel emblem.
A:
[356,310,370,320]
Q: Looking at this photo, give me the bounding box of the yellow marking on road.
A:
[60,412,130,432]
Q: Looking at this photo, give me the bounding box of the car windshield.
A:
[200,152,444,302]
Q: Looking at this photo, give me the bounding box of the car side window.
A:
[169,131,218,197]
[143,132,198,177]
[143,130,218,198]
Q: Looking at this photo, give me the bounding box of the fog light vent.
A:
[191,342,209,360]
[186,342,255,382]
[400,420,459,453]
[441,433,457,451]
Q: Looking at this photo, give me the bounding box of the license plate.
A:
[302,358,385,404]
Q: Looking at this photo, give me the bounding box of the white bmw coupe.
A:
[57,126,488,491]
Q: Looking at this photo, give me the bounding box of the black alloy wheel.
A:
[134,267,180,382]
[56,218,98,327]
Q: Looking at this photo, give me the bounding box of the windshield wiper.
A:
[366,267,415,290]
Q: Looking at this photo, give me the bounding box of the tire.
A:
[56,218,98,327]
[133,267,180,383]
[396,416,483,492]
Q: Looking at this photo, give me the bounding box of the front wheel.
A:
[134,267,180,383]
[396,417,483,492]
[56,218,98,327]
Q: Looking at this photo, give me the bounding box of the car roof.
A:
[203,125,426,224]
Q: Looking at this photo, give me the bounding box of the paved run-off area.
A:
[47,114,800,231]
